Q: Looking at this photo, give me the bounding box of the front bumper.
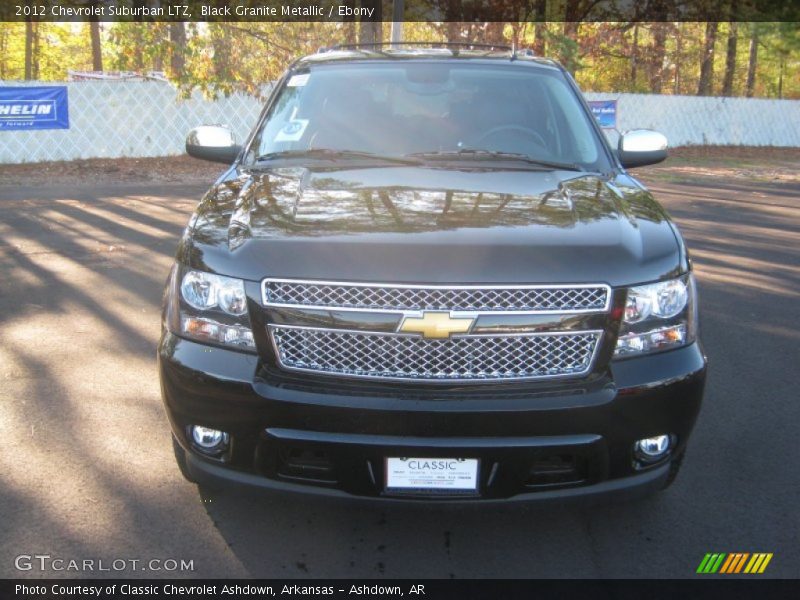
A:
[158,332,706,503]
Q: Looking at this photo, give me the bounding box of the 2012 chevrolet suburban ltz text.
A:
[159,44,706,503]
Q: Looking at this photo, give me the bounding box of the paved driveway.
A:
[1,169,798,578]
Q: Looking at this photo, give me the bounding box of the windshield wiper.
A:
[407,149,584,172]
[255,149,419,165]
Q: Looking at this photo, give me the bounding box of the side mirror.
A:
[617,129,668,169]
[185,125,241,164]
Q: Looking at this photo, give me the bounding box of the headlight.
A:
[614,274,697,358]
[167,267,255,350]
[180,270,217,310]
[624,278,688,322]
[181,270,247,315]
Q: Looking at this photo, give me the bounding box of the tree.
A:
[341,1,357,45]
[168,22,186,79]
[558,0,590,74]
[89,18,102,71]
[0,25,8,79]
[444,0,462,43]
[358,0,383,45]
[673,24,684,94]
[24,19,35,80]
[722,21,738,96]
[630,23,639,89]
[649,23,669,94]
[766,22,800,100]
[646,0,672,94]
[697,22,718,95]
[484,22,505,45]
[532,0,547,55]
[4,19,800,99]
[560,22,580,73]
[211,23,233,86]
[509,21,526,50]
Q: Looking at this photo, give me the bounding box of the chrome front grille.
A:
[269,326,601,382]
[263,279,609,313]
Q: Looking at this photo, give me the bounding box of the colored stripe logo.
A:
[697,553,773,574]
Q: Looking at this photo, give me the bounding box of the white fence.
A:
[1,80,799,165]
[589,92,800,148]
[0,81,268,165]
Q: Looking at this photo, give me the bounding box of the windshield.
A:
[248,62,610,171]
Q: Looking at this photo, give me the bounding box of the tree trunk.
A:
[697,22,718,96]
[131,0,147,59]
[130,24,145,71]
[0,27,7,79]
[649,23,668,94]
[444,0,461,44]
[722,22,738,96]
[531,0,547,55]
[31,22,40,79]
[343,22,357,46]
[445,22,461,43]
[485,22,504,46]
[358,0,383,45]
[444,0,461,42]
[533,23,546,55]
[90,19,103,71]
[358,21,379,45]
[674,26,682,94]
[342,0,357,45]
[562,0,583,66]
[562,21,579,39]
[510,22,522,51]
[169,22,186,79]
[745,30,758,98]
[630,24,639,89]
[25,20,34,80]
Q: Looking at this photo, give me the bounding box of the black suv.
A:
[159,45,706,503]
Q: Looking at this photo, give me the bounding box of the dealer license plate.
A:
[385,457,479,493]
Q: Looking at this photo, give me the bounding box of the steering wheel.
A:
[470,125,547,149]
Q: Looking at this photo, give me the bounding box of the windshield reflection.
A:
[249,63,610,174]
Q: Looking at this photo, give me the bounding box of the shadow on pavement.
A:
[0,174,798,578]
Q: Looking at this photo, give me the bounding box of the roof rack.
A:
[317,42,540,62]
[324,41,514,53]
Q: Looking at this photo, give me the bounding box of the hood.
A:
[183,165,683,287]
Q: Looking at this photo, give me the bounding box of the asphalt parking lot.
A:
[1,154,798,579]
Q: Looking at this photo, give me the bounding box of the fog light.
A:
[190,426,229,453]
[634,434,671,463]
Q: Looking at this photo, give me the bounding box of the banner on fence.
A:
[0,86,70,130]
[588,100,617,129]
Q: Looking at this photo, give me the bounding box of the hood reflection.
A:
[190,165,665,251]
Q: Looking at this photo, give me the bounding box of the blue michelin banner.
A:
[588,99,617,129]
[0,86,70,131]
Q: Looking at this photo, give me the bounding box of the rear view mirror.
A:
[405,64,451,84]
[185,125,241,164]
[618,129,668,169]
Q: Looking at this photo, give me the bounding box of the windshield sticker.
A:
[274,119,309,142]
[287,73,310,87]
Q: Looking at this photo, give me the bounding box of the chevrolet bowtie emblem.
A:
[398,311,475,339]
